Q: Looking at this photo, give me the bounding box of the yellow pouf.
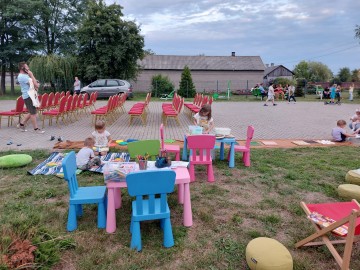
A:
[338,184,360,201]
[246,237,293,270]
[345,170,360,185]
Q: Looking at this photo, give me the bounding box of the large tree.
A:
[26,0,88,55]
[293,60,332,82]
[77,0,145,83]
[337,67,351,82]
[178,66,196,98]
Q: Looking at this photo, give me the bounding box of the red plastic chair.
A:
[0,96,25,128]
[296,200,360,270]
[230,125,254,167]
[187,135,216,182]
[42,96,67,128]
[160,124,180,161]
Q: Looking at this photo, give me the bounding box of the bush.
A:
[151,74,174,97]
[295,78,306,97]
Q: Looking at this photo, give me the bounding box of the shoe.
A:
[34,128,45,134]
[58,136,64,142]
[273,104,277,106]
[16,123,27,132]
[6,140,13,145]
[263,104,268,106]
[50,135,55,141]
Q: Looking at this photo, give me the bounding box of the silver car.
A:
[80,79,133,99]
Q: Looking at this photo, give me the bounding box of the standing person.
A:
[73,77,81,95]
[349,83,354,101]
[16,62,45,133]
[193,104,214,134]
[287,84,296,103]
[329,84,337,103]
[264,83,277,106]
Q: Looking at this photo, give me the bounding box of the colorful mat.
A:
[28,152,130,176]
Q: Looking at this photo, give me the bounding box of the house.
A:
[263,64,294,85]
[133,53,265,93]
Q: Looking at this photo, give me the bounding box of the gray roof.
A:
[264,65,294,76]
[138,55,265,71]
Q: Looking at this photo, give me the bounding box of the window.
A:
[92,79,106,87]
[119,81,125,86]
[106,80,119,87]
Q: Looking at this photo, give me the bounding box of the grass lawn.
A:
[1,146,359,269]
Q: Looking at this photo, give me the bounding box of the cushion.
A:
[345,170,360,185]
[246,237,293,270]
[338,184,360,201]
[0,154,32,168]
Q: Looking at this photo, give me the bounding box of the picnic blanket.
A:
[28,152,130,176]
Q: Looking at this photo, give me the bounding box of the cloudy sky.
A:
[110,0,360,74]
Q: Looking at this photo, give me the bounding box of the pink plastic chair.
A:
[231,125,254,167]
[187,135,216,182]
[160,124,180,161]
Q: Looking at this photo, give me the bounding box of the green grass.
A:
[1,147,360,269]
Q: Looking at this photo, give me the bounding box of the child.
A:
[264,83,277,106]
[193,104,214,134]
[76,137,101,170]
[287,84,296,103]
[92,120,112,156]
[349,109,360,131]
[331,120,356,142]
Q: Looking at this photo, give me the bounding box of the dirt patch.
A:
[2,239,37,269]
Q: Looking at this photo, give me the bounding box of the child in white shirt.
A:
[193,104,214,134]
[92,120,112,156]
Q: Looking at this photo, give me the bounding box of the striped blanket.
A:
[28,152,130,176]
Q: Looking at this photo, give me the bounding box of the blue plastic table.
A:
[181,135,236,168]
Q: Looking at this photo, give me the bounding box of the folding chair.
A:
[295,199,360,270]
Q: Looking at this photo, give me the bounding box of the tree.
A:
[29,54,77,92]
[355,24,360,41]
[337,67,351,82]
[151,74,174,97]
[351,69,360,82]
[293,61,309,80]
[26,0,88,55]
[178,65,196,98]
[77,0,145,83]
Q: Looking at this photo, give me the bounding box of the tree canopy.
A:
[293,60,333,82]
[76,0,145,83]
[337,67,351,82]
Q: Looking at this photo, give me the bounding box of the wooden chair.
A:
[42,96,67,128]
[0,96,25,128]
[295,200,360,270]
[187,135,216,182]
[126,170,176,251]
[62,151,106,231]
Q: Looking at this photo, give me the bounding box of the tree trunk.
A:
[0,63,6,95]
[10,64,15,95]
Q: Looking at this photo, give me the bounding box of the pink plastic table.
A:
[106,167,193,233]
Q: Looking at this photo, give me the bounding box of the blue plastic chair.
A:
[62,151,107,231]
[126,170,176,251]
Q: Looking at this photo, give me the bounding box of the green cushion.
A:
[246,237,293,270]
[338,184,360,201]
[0,154,32,168]
[345,170,360,185]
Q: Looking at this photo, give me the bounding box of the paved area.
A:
[0,99,359,152]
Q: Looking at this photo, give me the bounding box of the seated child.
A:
[331,120,356,142]
[92,120,112,156]
[349,109,360,131]
[193,104,214,134]
[76,137,102,170]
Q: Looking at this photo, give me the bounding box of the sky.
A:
[109,0,360,74]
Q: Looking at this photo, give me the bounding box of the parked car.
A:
[80,79,133,99]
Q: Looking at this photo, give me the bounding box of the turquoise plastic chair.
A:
[62,151,107,231]
[127,139,160,161]
[126,170,176,251]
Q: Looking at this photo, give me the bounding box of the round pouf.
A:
[345,170,360,185]
[338,184,360,201]
[246,237,293,270]
[0,154,32,168]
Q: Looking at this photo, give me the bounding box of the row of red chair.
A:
[184,94,213,118]
[91,93,126,124]
[128,93,151,125]
[161,94,183,126]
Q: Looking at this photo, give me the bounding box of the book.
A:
[308,212,348,236]
[103,162,137,183]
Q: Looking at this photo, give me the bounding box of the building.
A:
[133,53,265,93]
[263,64,294,85]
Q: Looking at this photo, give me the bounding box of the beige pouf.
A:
[345,170,360,185]
[338,184,360,201]
[246,237,293,270]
